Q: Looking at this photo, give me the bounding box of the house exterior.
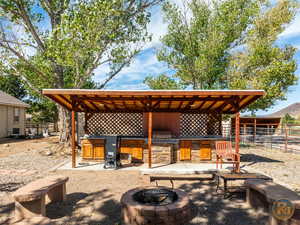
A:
[0,90,29,138]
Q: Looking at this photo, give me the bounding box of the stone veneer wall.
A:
[142,141,216,164]
[143,144,175,164]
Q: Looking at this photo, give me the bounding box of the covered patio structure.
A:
[43,89,264,172]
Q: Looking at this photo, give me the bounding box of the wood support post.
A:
[285,125,288,152]
[254,118,256,143]
[148,112,152,168]
[235,112,240,173]
[71,110,76,168]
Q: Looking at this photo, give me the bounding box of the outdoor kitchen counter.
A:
[80,136,145,140]
[80,136,229,143]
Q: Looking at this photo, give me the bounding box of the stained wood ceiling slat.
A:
[43,89,264,114]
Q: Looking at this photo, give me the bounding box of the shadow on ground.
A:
[0,182,24,192]
[44,180,268,225]
[241,153,283,163]
[0,202,14,224]
[179,180,268,225]
[47,188,121,225]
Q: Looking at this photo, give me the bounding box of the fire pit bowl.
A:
[121,186,192,225]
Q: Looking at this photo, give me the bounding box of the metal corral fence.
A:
[25,122,58,137]
[223,124,300,154]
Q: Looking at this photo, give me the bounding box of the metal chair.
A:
[215,141,239,171]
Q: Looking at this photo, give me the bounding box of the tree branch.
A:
[98,52,137,89]
[0,38,37,49]
[15,0,45,51]
[10,66,42,95]
[0,42,49,82]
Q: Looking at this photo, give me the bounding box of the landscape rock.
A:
[44,150,53,156]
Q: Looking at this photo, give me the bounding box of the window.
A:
[14,108,20,122]
[12,128,20,135]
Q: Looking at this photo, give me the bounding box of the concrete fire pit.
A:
[121,186,192,225]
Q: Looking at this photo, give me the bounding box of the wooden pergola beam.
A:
[152,100,161,109]
[72,96,237,102]
[43,90,265,114]
[122,101,130,110]
[58,94,72,105]
[148,112,152,168]
[178,100,184,109]
[206,101,218,111]
[235,112,240,173]
[193,100,206,111]
[88,101,101,111]
[69,108,240,114]
[183,100,195,110]
[71,109,76,168]
[215,101,228,113]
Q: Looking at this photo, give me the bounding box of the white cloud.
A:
[93,46,170,88]
[144,7,167,49]
[279,13,300,38]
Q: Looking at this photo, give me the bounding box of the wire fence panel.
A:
[222,125,300,154]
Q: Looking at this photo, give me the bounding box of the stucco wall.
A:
[0,105,26,138]
[0,105,8,138]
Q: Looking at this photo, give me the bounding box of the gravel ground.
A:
[0,170,268,225]
[0,140,299,225]
[0,151,66,190]
[0,137,67,194]
[240,145,300,192]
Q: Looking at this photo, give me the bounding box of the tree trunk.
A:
[58,104,71,144]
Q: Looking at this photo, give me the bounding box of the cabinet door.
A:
[200,147,212,160]
[82,143,93,159]
[94,144,104,160]
[120,147,132,154]
[200,141,212,160]
[131,147,143,162]
[180,141,191,160]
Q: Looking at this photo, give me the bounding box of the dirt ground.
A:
[1,170,268,225]
[240,145,300,192]
[1,137,299,225]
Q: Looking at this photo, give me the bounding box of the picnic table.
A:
[215,172,272,198]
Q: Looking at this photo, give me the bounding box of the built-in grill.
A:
[152,130,179,144]
[104,136,121,169]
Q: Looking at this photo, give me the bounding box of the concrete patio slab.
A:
[57,159,231,174]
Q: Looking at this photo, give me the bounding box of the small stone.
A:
[44,150,52,156]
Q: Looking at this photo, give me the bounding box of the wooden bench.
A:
[12,216,53,225]
[12,175,68,221]
[245,179,300,225]
[142,174,215,188]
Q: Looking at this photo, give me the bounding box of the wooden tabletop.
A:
[215,172,272,180]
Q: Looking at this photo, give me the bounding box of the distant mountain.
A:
[268,102,300,118]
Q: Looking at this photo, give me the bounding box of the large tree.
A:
[0,74,27,99]
[145,0,298,113]
[228,0,298,111]
[144,74,183,89]
[0,0,159,142]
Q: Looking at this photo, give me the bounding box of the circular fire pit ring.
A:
[121,186,192,225]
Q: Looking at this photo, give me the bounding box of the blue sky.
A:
[94,1,300,116]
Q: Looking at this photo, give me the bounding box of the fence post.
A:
[285,125,288,152]
[270,128,272,150]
